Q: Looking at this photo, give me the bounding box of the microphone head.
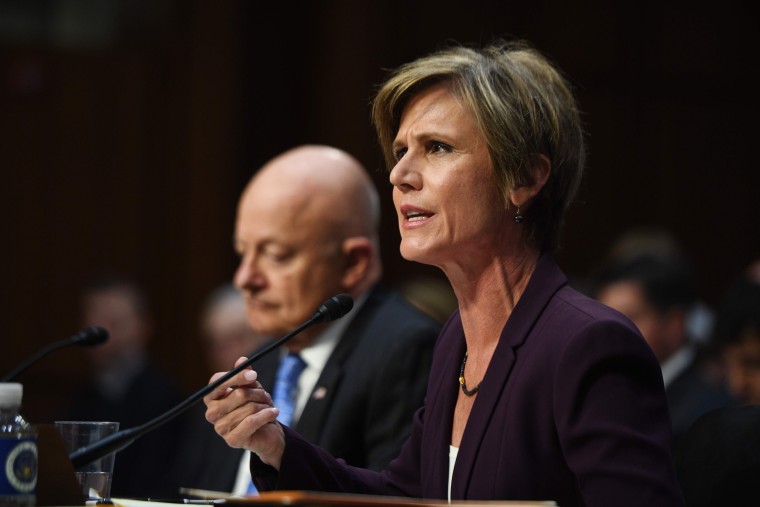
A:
[313,294,354,323]
[71,326,109,347]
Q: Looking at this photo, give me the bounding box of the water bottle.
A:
[0,383,37,507]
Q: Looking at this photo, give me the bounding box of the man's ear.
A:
[509,154,551,208]
[340,237,373,291]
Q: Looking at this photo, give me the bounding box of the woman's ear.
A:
[509,154,551,208]
[340,237,373,291]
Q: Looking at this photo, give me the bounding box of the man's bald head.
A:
[245,145,380,245]
[233,145,382,346]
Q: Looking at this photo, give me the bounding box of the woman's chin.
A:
[400,242,438,266]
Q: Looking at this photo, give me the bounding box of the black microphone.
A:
[69,293,354,468]
[1,326,109,382]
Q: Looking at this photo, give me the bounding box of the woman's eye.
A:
[393,147,407,161]
[430,141,451,153]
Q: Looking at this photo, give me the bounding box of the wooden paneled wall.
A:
[1,0,757,422]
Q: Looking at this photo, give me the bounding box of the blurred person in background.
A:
[593,253,735,450]
[67,275,183,498]
[711,261,760,405]
[599,226,714,343]
[676,261,760,507]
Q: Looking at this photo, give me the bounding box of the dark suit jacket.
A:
[174,285,440,492]
[676,405,760,507]
[666,356,735,452]
[253,255,685,507]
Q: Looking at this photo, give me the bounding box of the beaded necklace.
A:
[458,350,481,396]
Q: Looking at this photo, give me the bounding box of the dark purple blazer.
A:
[252,255,685,507]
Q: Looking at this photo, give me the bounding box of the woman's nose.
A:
[389,156,421,192]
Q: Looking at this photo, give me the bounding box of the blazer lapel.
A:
[295,288,381,442]
[295,354,347,442]
[452,254,567,499]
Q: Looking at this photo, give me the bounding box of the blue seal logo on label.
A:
[3,440,37,494]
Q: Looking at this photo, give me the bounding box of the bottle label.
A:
[0,438,37,495]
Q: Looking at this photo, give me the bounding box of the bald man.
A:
[182,145,440,494]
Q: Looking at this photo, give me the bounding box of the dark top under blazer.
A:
[252,254,686,507]
[174,285,440,491]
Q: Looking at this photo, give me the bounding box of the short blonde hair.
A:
[372,40,585,252]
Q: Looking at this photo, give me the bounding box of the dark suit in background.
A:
[69,276,184,499]
[174,285,439,491]
[666,354,736,450]
[593,251,735,451]
[68,360,183,498]
[676,405,760,507]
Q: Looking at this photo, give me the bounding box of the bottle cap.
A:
[0,382,23,407]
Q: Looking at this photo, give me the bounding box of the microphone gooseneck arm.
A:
[1,326,109,382]
[69,293,353,469]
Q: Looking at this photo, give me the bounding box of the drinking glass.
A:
[54,421,120,502]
